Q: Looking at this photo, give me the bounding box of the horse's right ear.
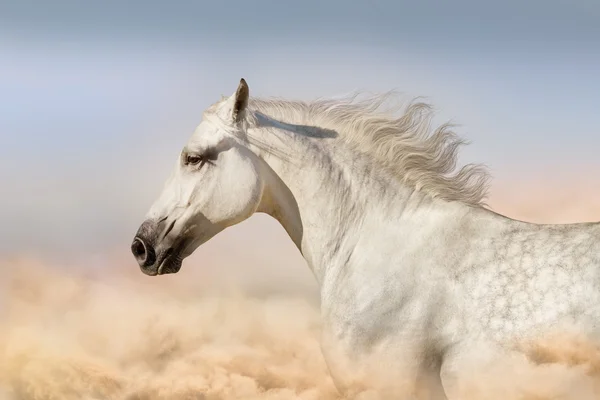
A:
[232,78,249,123]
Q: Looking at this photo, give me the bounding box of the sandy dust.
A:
[0,256,340,400]
[2,182,600,399]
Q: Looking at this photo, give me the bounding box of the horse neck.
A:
[247,115,480,285]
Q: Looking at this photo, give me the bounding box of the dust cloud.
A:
[0,257,339,400]
[2,181,600,400]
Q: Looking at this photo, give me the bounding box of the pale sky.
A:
[1,1,599,272]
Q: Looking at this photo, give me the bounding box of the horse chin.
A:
[144,234,205,276]
[157,255,183,275]
[151,245,186,276]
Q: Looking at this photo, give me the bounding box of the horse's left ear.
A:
[232,78,249,123]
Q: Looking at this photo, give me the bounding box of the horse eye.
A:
[186,155,203,165]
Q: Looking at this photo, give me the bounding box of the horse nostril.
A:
[131,238,145,257]
[131,237,156,267]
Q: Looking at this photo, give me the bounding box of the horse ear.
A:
[232,78,249,123]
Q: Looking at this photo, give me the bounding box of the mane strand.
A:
[245,91,491,207]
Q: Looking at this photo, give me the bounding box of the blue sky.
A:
[1,0,599,261]
[2,0,599,48]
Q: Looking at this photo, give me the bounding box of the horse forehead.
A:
[187,133,215,150]
[190,119,227,142]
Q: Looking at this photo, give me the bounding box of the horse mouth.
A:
[156,247,184,275]
[138,245,185,277]
[136,234,196,277]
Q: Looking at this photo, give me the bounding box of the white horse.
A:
[131,79,600,399]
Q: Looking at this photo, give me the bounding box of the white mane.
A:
[243,92,491,207]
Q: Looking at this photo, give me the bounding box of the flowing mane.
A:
[244,92,491,207]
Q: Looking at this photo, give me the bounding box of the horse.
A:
[131,79,600,399]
